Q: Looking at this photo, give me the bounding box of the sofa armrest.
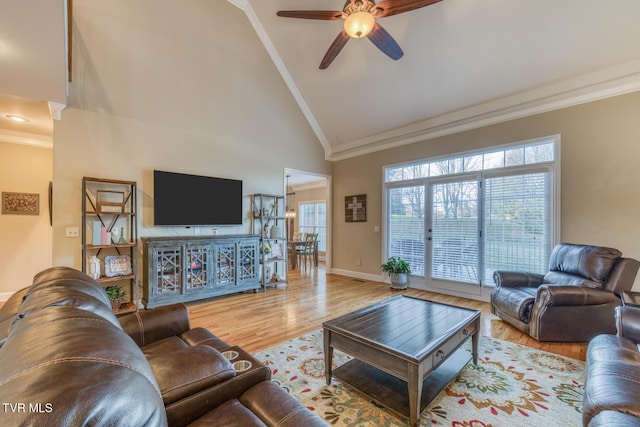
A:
[493,271,545,288]
[536,285,619,307]
[165,346,272,427]
[616,305,640,343]
[118,303,191,347]
[240,381,327,427]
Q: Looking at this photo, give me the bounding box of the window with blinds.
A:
[388,186,425,276]
[483,172,550,283]
[298,201,326,252]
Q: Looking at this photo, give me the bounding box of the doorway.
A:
[284,168,332,272]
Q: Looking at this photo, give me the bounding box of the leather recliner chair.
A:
[491,243,640,341]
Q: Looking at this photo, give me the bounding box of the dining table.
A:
[288,240,318,269]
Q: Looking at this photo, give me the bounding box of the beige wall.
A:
[332,91,640,290]
[50,1,330,277]
[0,142,52,292]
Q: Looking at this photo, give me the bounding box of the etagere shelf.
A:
[251,193,288,290]
[81,177,139,314]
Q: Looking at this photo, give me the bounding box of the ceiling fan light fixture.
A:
[344,11,375,38]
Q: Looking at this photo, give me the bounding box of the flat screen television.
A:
[153,170,243,226]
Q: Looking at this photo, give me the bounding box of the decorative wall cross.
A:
[345,194,366,222]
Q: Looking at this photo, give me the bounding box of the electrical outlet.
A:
[65,227,79,238]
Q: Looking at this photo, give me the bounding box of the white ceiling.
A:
[2,0,640,158]
[239,0,640,160]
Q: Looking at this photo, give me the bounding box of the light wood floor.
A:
[188,264,587,361]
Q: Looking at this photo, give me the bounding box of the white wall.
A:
[51,1,330,276]
[0,142,52,293]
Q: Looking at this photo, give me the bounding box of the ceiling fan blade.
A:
[366,23,403,61]
[277,10,343,20]
[319,31,351,69]
[374,0,442,18]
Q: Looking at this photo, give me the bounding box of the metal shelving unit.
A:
[82,177,139,314]
[251,193,288,290]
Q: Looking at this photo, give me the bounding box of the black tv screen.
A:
[153,170,243,226]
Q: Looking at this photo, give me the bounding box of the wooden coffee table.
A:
[323,295,480,427]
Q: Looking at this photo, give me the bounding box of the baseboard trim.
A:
[329,268,385,283]
[327,269,492,303]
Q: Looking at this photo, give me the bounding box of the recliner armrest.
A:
[536,285,619,306]
[616,305,640,343]
[493,271,544,288]
[118,303,191,347]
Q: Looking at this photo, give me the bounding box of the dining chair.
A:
[297,233,318,270]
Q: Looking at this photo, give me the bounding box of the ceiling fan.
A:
[277,0,442,69]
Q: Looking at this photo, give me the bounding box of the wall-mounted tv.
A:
[153,170,243,226]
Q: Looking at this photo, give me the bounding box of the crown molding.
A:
[326,61,640,161]
[0,128,53,149]
[48,101,66,121]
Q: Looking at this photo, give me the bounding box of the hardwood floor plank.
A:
[188,265,587,361]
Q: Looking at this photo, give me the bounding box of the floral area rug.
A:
[255,330,584,426]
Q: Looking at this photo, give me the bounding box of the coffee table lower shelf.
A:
[332,347,472,421]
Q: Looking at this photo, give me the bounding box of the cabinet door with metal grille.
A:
[185,245,211,291]
[213,242,236,287]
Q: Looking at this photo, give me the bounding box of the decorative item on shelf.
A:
[270,225,282,239]
[104,284,126,310]
[100,226,107,245]
[96,190,125,213]
[105,255,132,277]
[263,265,272,282]
[92,221,102,245]
[88,255,101,280]
[270,242,283,259]
[118,226,126,244]
[260,242,272,255]
[271,272,281,283]
[263,223,269,238]
[380,257,411,290]
[111,227,119,243]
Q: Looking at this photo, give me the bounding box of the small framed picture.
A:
[97,190,125,213]
[105,255,132,277]
[270,242,283,259]
[2,192,39,215]
[345,194,366,222]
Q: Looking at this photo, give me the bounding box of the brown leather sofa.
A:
[583,305,640,426]
[0,266,326,426]
[491,243,640,341]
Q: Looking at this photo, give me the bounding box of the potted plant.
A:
[381,257,411,290]
[105,284,126,310]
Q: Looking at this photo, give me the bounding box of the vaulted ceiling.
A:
[3,0,640,158]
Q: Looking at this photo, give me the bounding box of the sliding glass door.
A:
[428,177,480,293]
[384,136,557,296]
